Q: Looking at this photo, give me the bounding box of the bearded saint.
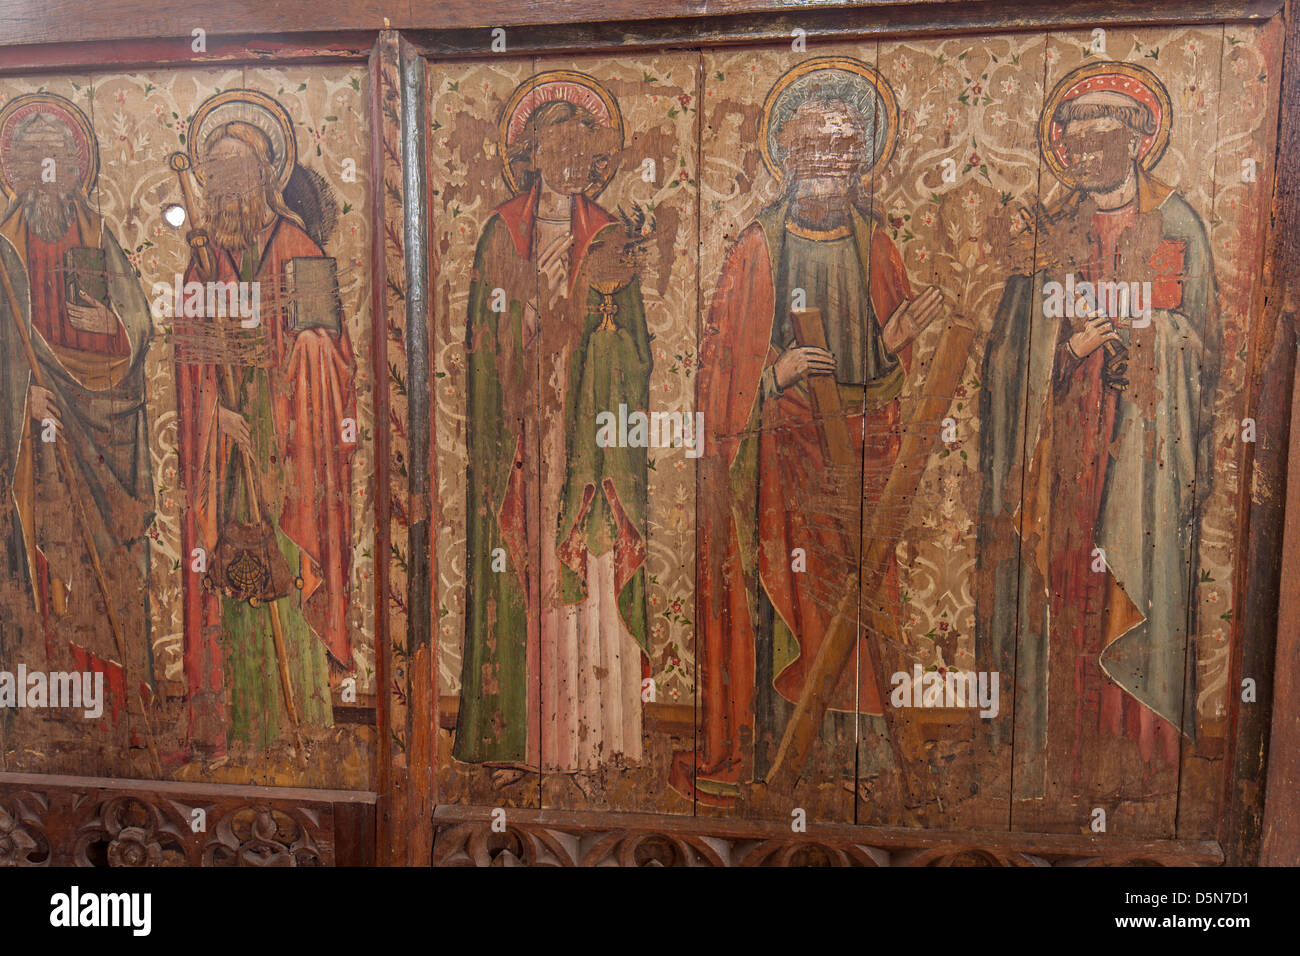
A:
[174,119,355,754]
[0,110,154,730]
[977,86,1219,799]
[669,89,942,805]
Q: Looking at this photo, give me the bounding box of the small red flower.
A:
[969,152,980,165]
[678,93,691,107]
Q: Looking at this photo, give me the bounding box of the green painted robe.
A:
[455,186,652,765]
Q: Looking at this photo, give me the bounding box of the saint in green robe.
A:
[455,184,652,767]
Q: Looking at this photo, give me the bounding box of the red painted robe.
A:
[671,206,913,804]
[1039,199,1188,777]
[176,216,355,751]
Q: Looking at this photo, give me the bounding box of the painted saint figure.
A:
[671,58,942,805]
[0,94,155,728]
[454,73,652,793]
[174,90,356,755]
[977,63,1219,799]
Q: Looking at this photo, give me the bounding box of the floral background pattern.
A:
[426,25,1280,821]
[701,25,1274,744]
[0,64,376,781]
[0,21,1273,814]
[429,54,700,707]
[0,7,1280,841]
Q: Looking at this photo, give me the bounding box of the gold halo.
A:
[0,92,99,199]
[497,70,624,198]
[758,56,899,188]
[1040,61,1172,182]
[188,88,297,191]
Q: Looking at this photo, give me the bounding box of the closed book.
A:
[285,256,343,335]
[64,245,109,308]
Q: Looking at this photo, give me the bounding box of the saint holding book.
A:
[173,89,356,756]
[0,93,155,735]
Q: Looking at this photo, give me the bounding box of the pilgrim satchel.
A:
[204,513,295,605]
[202,396,297,605]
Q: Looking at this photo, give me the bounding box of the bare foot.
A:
[842,776,875,803]
[571,771,604,800]
[491,768,528,789]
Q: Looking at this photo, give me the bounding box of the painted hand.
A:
[66,291,121,335]
[1067,314,1122,359]
[28,384,61,430]
[523,299,540,348]
[537,232,573,308]
[773,345,836,390]
[882,285,943,354]
[218,405,252,452]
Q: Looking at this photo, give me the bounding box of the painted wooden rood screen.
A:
[419,16,1291,865]
[0,0,1296,866]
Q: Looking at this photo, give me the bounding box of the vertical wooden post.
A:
[1260,316,1300,864]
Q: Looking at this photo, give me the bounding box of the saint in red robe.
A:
[175,215,355,753]
[671,200,914,805]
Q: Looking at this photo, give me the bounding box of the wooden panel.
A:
[0,0,1278,51]
[523,51,700,815]
[372,32,420,863]
[0,771,378,865]
[873,30,1048,831]
[1260,312,1300,865]
[1180,17,1285,844]
[427,19,1289,845]
[1005,25,1228,838]
[428,54,542,811]
[1257,0,1300,869]
[430,52,701,817]
[0,4,1289,870]
[0,71,113,778]
[0,62,380,789]
[695,42,904,826]
[431,802,1223,866]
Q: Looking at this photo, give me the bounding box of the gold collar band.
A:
[785,219,851,241]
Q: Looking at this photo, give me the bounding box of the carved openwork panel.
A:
[0,773,374,865]
[431,807,1223,867]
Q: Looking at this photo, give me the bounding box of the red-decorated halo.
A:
[1040,61,1172,180]
[0,92,98,199]
[497,71,623,196]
